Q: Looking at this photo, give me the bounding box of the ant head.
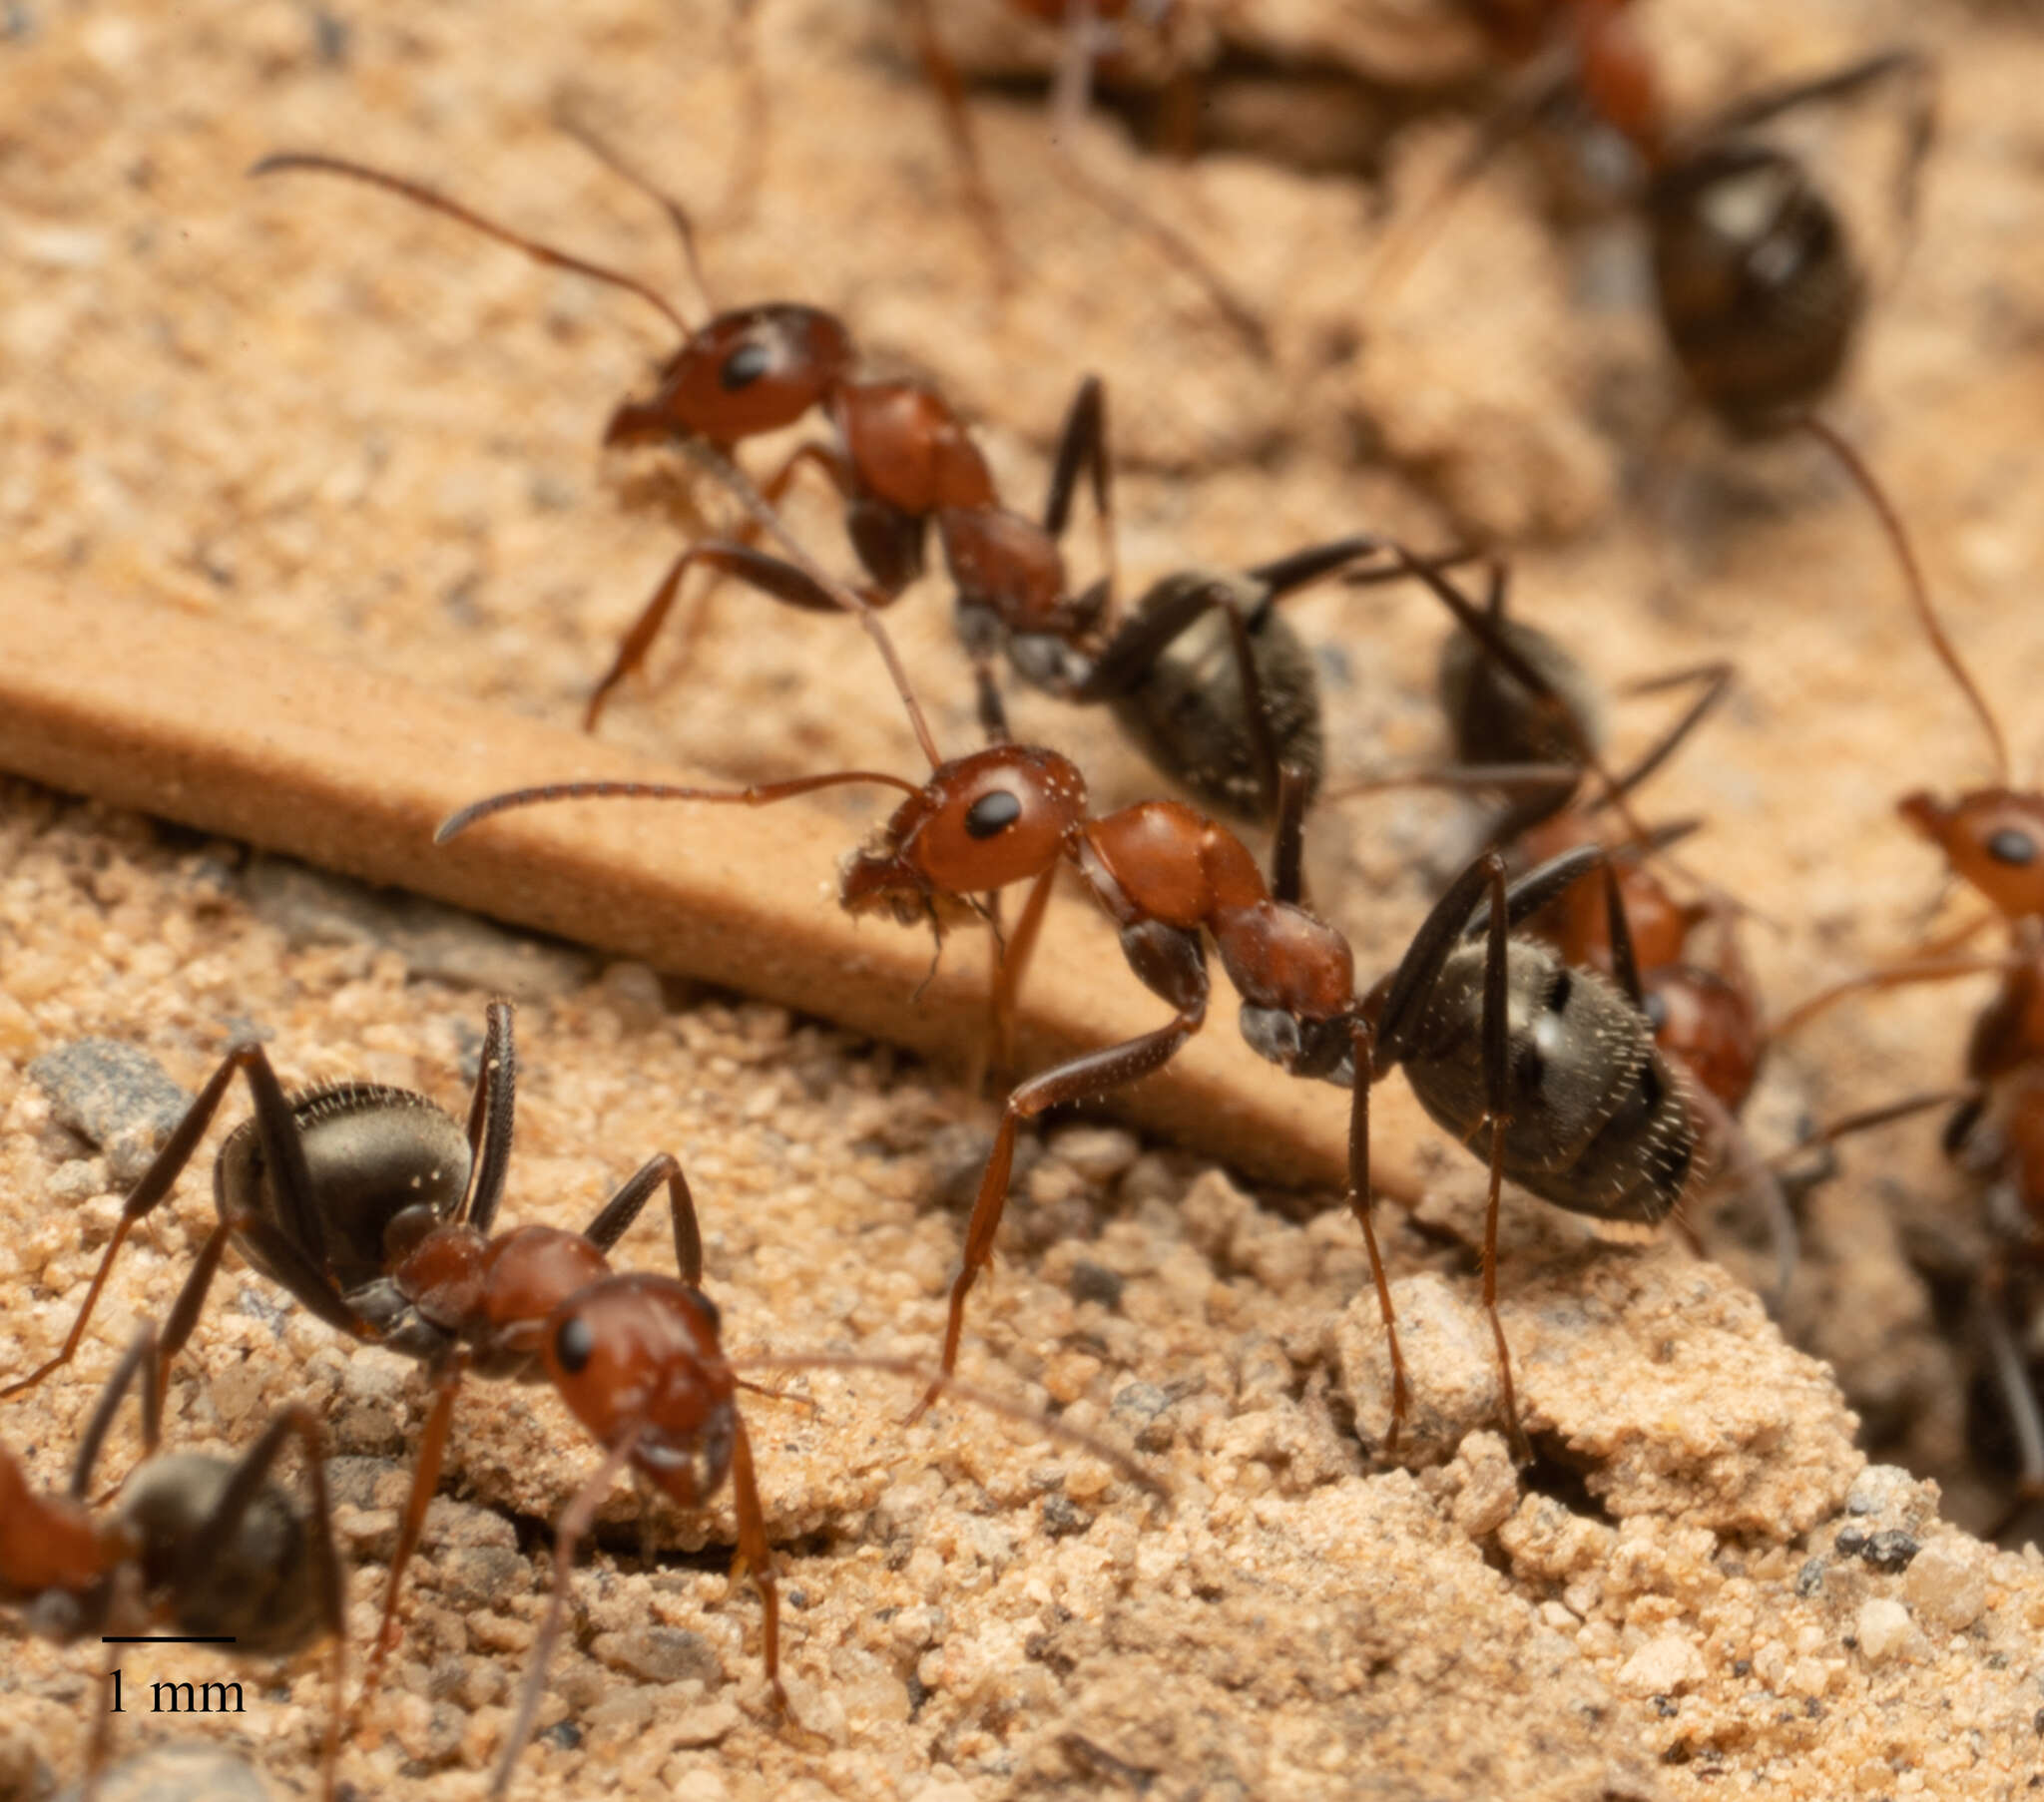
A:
[1899,789,2044,923]
[0,1450,108,1593]
[604,304,854,451]
[839,746,1088,926]
[543,1274,736,1508]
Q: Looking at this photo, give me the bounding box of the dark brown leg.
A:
[67,1325,162,1501]
[1272,765,1310,907]
[488,1428,643,1801]
[1344,1021,1409,1450]
[1471,854,1531,1461]
[913,1009,1203,1419]
[582,1153,704,1288]
[2,1043,321,1401]
[1042,374,1116,609]
[460,999,517,1235]
[354,1353,467,1719]
[1598,661,1734,806]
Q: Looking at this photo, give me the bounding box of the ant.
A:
[435,545,1698,1456]
[1,999,703,1711]
[1,1322,343,1801]
[254,134,1391,823]
[1768,493,2044,1517]
[488,1232,1161,1798]
[1382,8,1934,439]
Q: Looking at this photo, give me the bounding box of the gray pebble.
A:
[29,1039,190,1182]
[591,1625,725,1688]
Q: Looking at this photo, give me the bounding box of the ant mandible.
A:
[2,1323,344,1801]
[436,546,1697,1455]
[1,999,703,1711]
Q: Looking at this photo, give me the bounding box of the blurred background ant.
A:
[1,1323,344,1802]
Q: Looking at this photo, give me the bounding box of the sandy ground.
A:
[6,0,2044,1796]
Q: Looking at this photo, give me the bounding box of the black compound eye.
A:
[964,789,1023,840]
[1545,968,1573,1015]
[721,340,773,391]
[1986,828,2037,867]
[554,1315,596,1376]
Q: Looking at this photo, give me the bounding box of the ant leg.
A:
[989,865,1059,1081]
[181,1404,344,1801]
[726,1412,786,1711]
[460,999,517,1235]
[1470,854,1531,1461]
[581,1153,704,1288]
[1375,849,1522,1061]
[585,530,867,730]
[1042,375,1116,609]
[914,1012,1201,1417]
[918,919,1209,1417]
[488,1427,643,1802]
[66,1325,162,1500]
[355,1351,468,1719]
[1979,1266,2044,1491]
[1344,1021,1410,1450]
[1598,662,1734,806]
[900,0,1015,282]
[1,1043,302,1401]
[1272,764,1310,907]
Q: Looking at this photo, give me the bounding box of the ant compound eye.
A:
[964,789,1023,840]
[554,1314,596,1377]
[1986,828,2037,867]
[721,340,773,391]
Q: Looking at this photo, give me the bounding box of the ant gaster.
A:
[1,1324,344,1801]
[1,1000,703,1708]
[437,562,1698,1454]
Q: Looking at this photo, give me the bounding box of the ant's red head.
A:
[605,304,855,452]
[0,1450,109,1594]
[839,745,1089,929]
[542,1273,735,1509]
[1898,789,2044,924]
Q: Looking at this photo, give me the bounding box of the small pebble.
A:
[1854,1596,1913,1663]
[29,1038,190,1182]
[55,1743,273,1801]
[1901,1538,1987,1635]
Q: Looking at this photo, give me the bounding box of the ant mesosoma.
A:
[253,136,1385,823]
[489,1249,1160,1798]
[0,999,703,1710]
[1,1323,343,1801]
[437,550,1697,1455]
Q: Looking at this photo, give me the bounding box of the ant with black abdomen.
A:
[1,998,703,1714]
[1,1322,345,1801]
[436,540,1702,1460]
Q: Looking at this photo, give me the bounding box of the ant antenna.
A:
[679,442,945,770]
[1797,414,2011,785]
[249,153,695,339]
[550,96,719,315]
[435,770,924,845]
